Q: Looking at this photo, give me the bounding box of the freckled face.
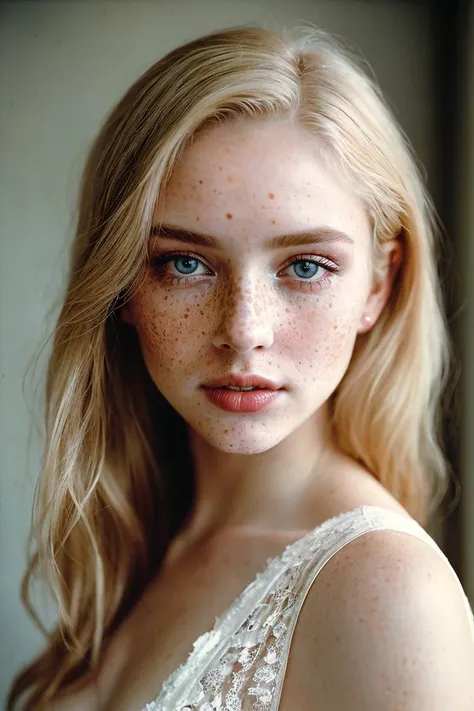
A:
[125,120,373,454]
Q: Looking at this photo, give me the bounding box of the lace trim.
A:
[142,505,367,710]
[141,505,474,711]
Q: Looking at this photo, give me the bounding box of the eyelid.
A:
[149,250,339,267]
[149,253,341,297]
[279,253,339,272]
[149,250,213,271]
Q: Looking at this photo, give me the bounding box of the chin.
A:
[193,423,289,456]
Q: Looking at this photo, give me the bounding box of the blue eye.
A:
[149,251,337,288]
[149,253,209,278]
[174,257,200,275]
[291,260,322,279]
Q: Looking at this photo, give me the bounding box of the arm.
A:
[299,529,474,710]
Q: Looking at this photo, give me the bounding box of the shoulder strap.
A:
[270,505,474,711]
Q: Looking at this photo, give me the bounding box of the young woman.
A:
[8,24,474,711]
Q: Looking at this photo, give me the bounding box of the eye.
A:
[282,256,337,282]
[149,251,339,289]
[170,256,202,275]
[288,260,324,280]
[149,252,212,278]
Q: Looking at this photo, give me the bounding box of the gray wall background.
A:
[1,0,468,706]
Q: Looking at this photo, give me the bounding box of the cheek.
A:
[130,273,367,377]
[283,296,362,367]
[130,285,207,372]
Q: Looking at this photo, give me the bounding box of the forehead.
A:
[156,119,370,244]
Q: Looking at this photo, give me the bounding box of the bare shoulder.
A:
[292,527,474,711]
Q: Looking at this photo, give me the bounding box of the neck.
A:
[181,404,335,542]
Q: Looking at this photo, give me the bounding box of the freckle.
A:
[198,179,204,184]
[226,176,233,183]
[268,192,275,199]
[226,213,233,219]
[184,314,188,318]
[218,166,223,171]
[196,216,200,221]
[224,429,228,434]
[271,219,276,225]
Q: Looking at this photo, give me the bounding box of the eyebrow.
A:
[149,225,354,249]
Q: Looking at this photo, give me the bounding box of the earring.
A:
[362,314,372,326]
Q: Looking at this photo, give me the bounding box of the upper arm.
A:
[296,529,474,710]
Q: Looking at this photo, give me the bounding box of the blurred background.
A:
[1,0,472,706]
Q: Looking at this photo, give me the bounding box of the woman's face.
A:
[124,119,380,454]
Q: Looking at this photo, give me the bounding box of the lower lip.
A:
[202,387,281,413]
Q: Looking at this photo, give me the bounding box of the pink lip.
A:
[202,387,281,413]
[203,373,282,390]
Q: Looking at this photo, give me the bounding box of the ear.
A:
[358,239,403,334]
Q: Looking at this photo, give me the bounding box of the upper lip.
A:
[203,374,283,390]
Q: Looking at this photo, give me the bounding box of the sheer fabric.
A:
[142,505,474,711]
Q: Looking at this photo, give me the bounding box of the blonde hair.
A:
[9,24,452,709]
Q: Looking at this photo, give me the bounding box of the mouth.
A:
[202,374,283,391]
[201,377,283,413]
[214,385,265,392]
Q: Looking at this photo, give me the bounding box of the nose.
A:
[211,272,275,353]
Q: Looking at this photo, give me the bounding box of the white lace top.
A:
[142,505,474,711]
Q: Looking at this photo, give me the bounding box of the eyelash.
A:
[148,250,340,290]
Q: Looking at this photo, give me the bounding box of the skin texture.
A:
[53,120,474,711]
[123,118,400,541]
[280,529,474,710]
